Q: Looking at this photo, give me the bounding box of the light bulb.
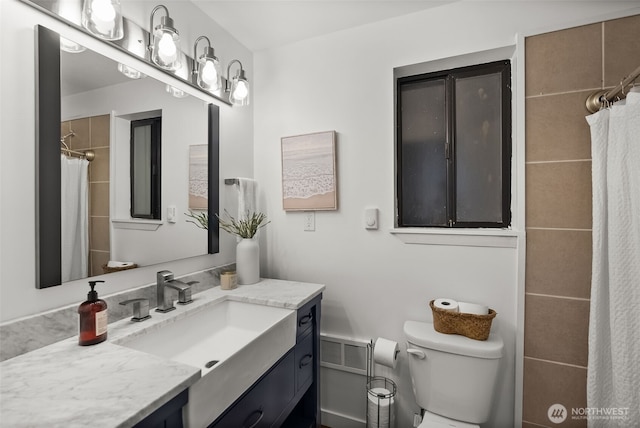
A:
[158,33,176,56]
[90,0,115,35]
[82,0,122,40]
[92,0,115,22]
[56,0,83,24]
[201,61,217,84]
[233,80,249,100]
[158,33,177,62]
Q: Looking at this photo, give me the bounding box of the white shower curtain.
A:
[60,155,89,282]
[586,91,640,427]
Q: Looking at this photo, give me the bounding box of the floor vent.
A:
[320,334,368,375]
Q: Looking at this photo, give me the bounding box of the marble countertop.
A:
[0,278,324,428]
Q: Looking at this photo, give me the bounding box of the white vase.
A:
[236,238,259,285]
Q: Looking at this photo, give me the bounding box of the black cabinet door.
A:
[212,351,295,428]
[295,331,314,393]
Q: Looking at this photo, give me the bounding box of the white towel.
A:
[586,91,640,427]
[107,261,135,268]
[236,178,257,220]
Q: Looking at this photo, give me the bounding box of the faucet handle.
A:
[177,287,193,305]
[119,298,151,322]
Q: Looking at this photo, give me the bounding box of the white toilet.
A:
[404,320,504,428]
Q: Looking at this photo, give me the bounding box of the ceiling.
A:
[190,0,457,52]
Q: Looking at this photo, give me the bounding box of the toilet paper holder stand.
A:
[366,340,397,428]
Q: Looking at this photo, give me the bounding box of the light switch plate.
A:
[364,208,378,230]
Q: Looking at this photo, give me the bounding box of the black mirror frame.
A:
[35,25,220,289]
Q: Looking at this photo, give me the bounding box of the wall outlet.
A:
[304,212,315,231]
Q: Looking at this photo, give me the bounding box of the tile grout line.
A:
[525,292,590,302]
[522,420,551,428]
[525,85,615,99]
[526,227,592,232]
[526,159,592,165]
[524,355,588,370]
[602,22,606,89]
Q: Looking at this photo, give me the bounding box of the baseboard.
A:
[321,408,365,428]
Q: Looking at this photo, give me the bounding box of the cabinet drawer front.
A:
[212,351,295,428]
[295,332,314,392]
[296,304,315,339]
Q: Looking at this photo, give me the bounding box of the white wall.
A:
[64,77,211,265]
[0,0,253,322]
[253,2,640,427]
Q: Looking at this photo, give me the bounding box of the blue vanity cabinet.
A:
[210,294,321,428]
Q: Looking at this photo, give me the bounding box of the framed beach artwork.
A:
[189,145,208,210]
[281,131,337,211]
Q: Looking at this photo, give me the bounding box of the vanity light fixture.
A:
[165,51,189,98]
[117,63,145,79]
[60,37,86,53]
[149,5,181,71]
[225,59,250,106]
[166,85,189,98]
[81,0,124,41]
[54,0,86,52]
[192,36,221,91]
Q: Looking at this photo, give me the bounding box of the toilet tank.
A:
[404,320,503,424]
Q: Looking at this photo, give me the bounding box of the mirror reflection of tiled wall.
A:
[61,114,111,277]
[523,14,639,428]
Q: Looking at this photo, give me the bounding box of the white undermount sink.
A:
[118,299,296,428]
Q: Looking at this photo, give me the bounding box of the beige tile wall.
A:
[62,114,111,277]
[523,14,640,427]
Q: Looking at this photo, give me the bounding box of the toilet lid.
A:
[418,411,479,428]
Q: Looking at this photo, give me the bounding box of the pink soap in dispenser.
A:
[78,280,108,346]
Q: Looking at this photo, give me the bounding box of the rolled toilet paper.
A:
[458,301,489,315]
[434,298,459,312]
[367,387,395,428]
[373,338,399,369]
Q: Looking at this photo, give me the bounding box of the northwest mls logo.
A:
[548,403,568,423]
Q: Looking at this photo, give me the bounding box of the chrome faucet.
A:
[156,270,193,313]
[120,298,151,322]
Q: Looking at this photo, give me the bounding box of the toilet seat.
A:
[417,411,479,428]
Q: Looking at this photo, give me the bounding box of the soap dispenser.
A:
[78,280,108,346]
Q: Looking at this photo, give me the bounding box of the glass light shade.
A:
[152,29,181,70]
[117,63,145,79]
[197,56,221,91]
[81,0,124,41]
[230,77,250,106]
[165,84,189,98]
[60,37,86,53]
[55,0,83,25]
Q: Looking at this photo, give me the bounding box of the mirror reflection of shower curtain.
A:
[61,155,89,282]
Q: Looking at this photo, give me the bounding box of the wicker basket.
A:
[429,300,497,341]
[102,263,138,274]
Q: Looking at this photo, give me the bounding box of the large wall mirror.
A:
[36,25,220,289]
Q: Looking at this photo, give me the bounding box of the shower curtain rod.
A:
[60,130,95,161]
[586,64,640,113]
[61,147,95,161]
